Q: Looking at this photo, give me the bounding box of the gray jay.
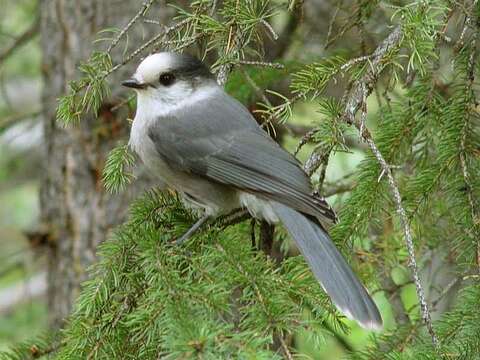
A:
[123,52,382,330]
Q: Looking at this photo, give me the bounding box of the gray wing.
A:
[148,90,336,222]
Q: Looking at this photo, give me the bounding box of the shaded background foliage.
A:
[0,0,479,359]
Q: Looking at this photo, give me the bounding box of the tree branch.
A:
[107,0,156,53]
[458,0,480,274]
[338,25,439,347]
[342,26,403,125]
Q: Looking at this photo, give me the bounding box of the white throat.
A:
[129,84,220,157]
[136,83,219,119]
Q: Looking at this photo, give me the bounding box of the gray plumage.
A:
[273,203,383,329]
[125,52,383,330]
[147,91,336,222]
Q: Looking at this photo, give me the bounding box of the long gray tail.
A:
[273,202,382,330]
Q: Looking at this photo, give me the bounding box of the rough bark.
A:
[39,0,170,328]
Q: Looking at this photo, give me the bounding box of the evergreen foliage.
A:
[3,0,480,358]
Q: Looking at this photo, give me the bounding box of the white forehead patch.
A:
[135,53,175,83]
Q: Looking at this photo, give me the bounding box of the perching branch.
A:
[338,25,439,347]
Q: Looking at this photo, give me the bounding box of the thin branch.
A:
[342,26,403,124]
[278,335,294,360]
[261,19,279,40]
[360,91,439,347]
[0,110,41,130]
[303,146,332,178]
[216,0,244,86]
[0,18,40,64]
[431,276,462,309]
[323,181,356,197]
[29,340,65,359]
[238,60,284,69]
[110,95,135,112]
[107,18,192,78]
[325,0,344,49]
[241,68,272,106]
[458,0,480,273]
[107,0,156,53]
[338,25,439,347]
[339,54,372,71]
[210,0,219,16]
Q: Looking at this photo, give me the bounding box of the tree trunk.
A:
[39,0,170,328]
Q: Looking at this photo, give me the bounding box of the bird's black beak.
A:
[122,78,147,89]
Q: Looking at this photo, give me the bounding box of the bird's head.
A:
[122,52,216,106]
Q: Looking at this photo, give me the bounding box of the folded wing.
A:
[148,91,335,222]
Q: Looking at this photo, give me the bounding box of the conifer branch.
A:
[342,26,403,125]
[459,0,480,273]
[357,86,437,348]
[278,334,294,360]
[337,25,439,348]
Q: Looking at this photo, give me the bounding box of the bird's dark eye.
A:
[159,73,175,86]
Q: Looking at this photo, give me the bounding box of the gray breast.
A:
[130,119,176,185]
[129,114,239,216]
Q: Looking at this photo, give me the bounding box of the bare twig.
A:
[324,13,358,49]
[241,68,272,106]
[108,18,192,78]
[216,31,241,86]
[238,60,284,69]
[323,181,356,197]
[0,18,40,63]
[110,95,135,112]
[360,92,439,347]
[261,19,279,40]
[343,26,403,124]
[431,277,462,309]
[325,0,344,48]
[339,54,372,71]
[107,0,156,53]
[278,335,294,360]
[210,0,219,16]
[303,146,332,178]
[339,25,439,347]
[143,18,161,25]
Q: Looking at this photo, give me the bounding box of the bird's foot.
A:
[175,214,210,245]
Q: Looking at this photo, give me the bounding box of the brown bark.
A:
[39,0,170,328]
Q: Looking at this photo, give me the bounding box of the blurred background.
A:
[0,0,469,358]
[0,0,46,350]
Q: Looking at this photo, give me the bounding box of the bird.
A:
[122,52,383,330]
